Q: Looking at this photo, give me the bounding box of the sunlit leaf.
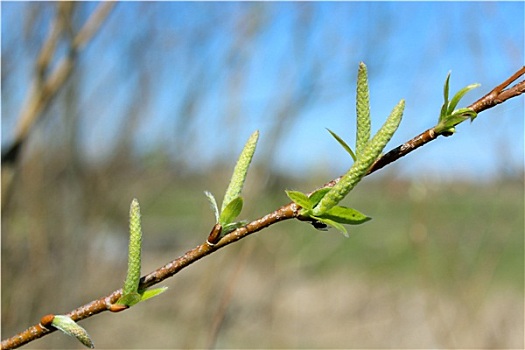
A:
[115,292,141,307]
[447,83,480,115]
[222,220,248,234]
[319,205,371,225]
[327,128,357,161]
[139,287,168,302]
[308,187,331,207]
[285,190,312,209]
[219,196,243,226]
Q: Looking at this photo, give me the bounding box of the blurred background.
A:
[2,2,523,348]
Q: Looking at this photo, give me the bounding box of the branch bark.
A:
[1,66,523,350]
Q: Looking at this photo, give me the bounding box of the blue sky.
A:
[2,2,524,181]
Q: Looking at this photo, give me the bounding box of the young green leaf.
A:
[51,315,94,349]
[436,73,480,134]
[285,190,312,209]
[443,72,451,108]
[317,205,371,225]
[221,130,259,212]
[219,196,243,226]
[453,108,478,121]
[308,187,331,207]
[222,220,248,235]
[327,128,357,161]
[356,62,371,156]
[447,83,480,116]
[139,286,168,302]
[116,292,141,308]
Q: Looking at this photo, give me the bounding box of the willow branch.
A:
[2,67,523,350]
[329,66,525,184]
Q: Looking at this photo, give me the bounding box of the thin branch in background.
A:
[1,2,115,211]
[1,67,523,350]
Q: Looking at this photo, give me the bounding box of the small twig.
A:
[469,66,525,114]
[327,66,525,183]
[11,2,114,151]
[1,67,523,350]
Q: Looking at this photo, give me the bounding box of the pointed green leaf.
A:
[447,83,480,115]
[285,190,312,209]
[51,315,94,349]
[435,108,478,134]
[327,128,357,161]
[116,292,142,307]
[460,109,478,122]
[439,73,451,122]
[444,114,469,128]
[443,72,451,105]
[139,286,168,302]
[437,72,480,130]
[219,196,243,226]
[313,217,349,237]
[222,130,259,212]
[308,187,331,207]
[356,62,371,156]
[204,191,220,222]
[318,205,371,225]
[222,220,248,234]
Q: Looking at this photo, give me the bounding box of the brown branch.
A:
[2,67,523,350]
[469,66,525,114]
[329,66,525,183]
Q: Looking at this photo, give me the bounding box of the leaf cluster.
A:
[286,189,370,237]
[435,72,480,135]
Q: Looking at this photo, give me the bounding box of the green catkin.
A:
[356,62,371,156]
[313,99,405,216]
[221,130,259,212]
[124,198,142,295]
[52,315,94,349]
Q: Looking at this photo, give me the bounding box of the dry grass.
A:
[2,175,523,348]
